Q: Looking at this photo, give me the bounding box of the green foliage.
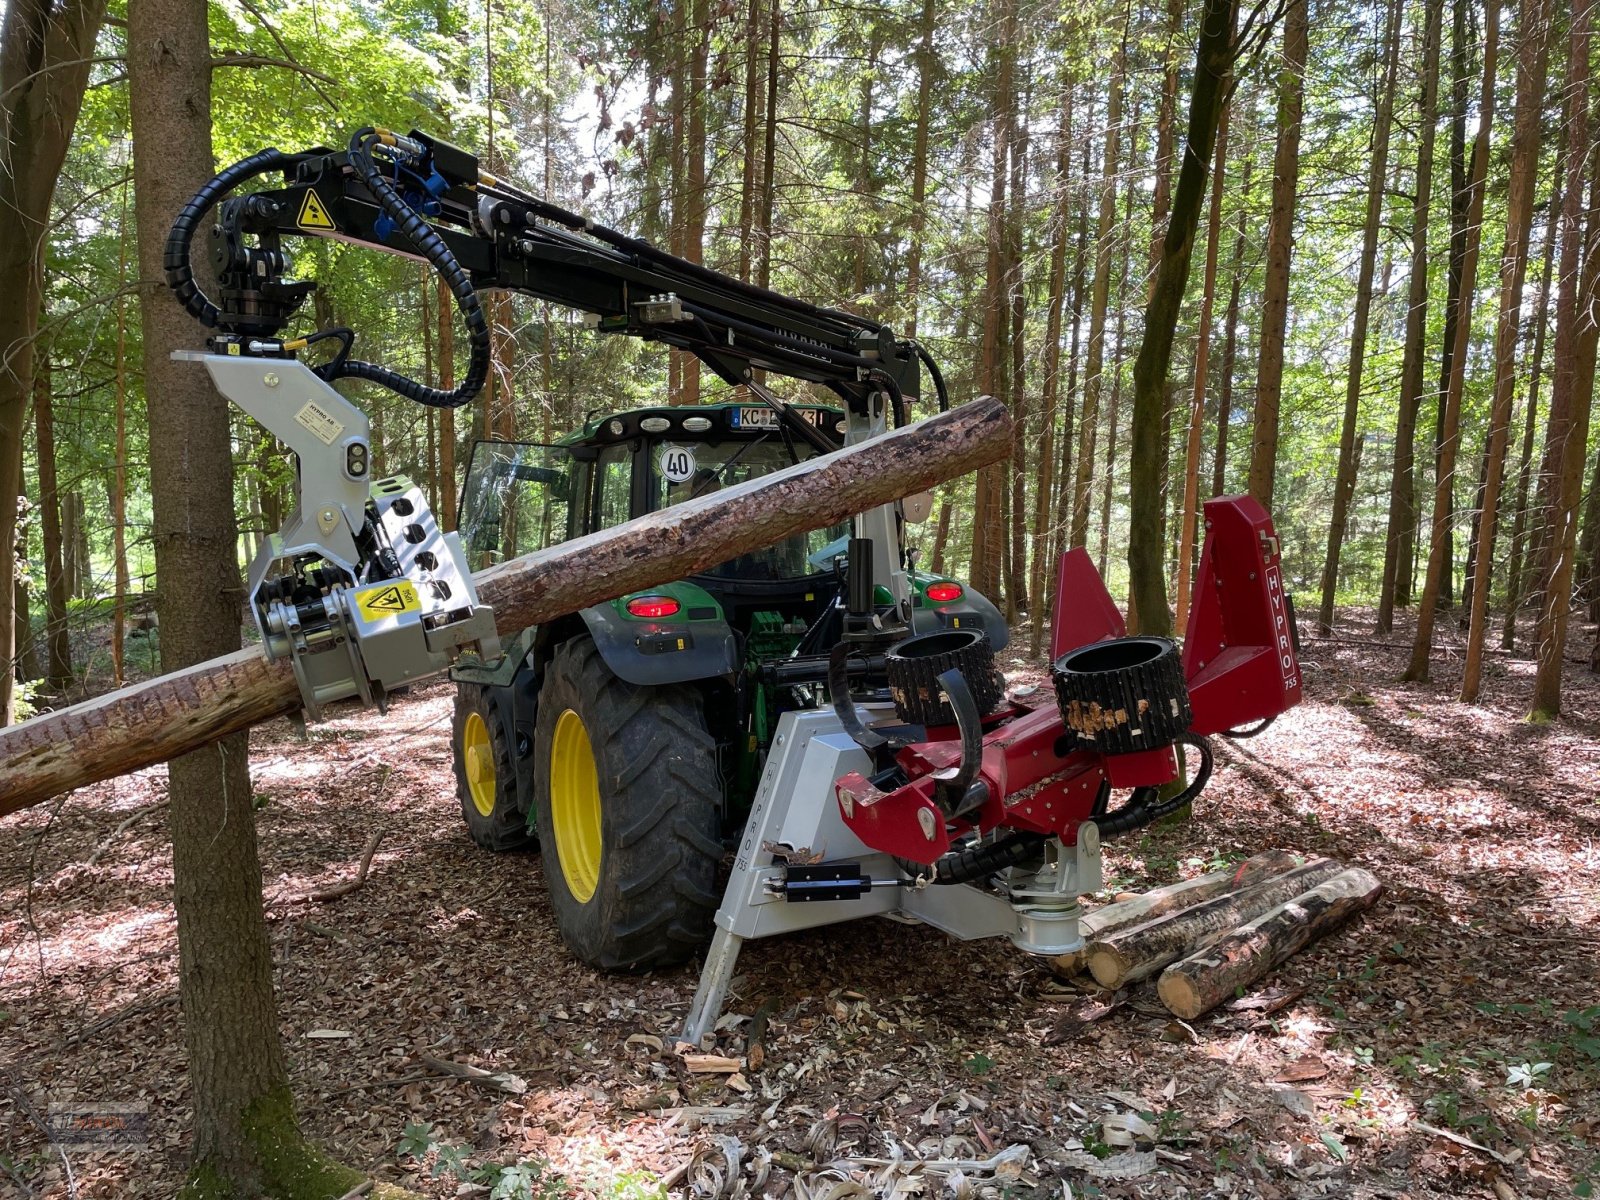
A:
[396,1119,569,1199]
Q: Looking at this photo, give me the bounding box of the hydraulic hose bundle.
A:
[164,128,490,409]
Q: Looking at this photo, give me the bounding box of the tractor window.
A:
[459,441,575,568]
[652,438,849,580]
[594,445,634,530]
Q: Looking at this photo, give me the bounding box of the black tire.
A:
[533,637,721,972]
[884,629,1004,725]
[453,682,537,851]
[1051,635,1192,755]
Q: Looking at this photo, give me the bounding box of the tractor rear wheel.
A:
[453,683,536,851]
[533,636,721,971]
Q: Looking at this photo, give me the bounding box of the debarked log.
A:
[0,397,1012,814]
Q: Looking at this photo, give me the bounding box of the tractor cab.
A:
[457,400,1006,668]
[448,399,1006,971]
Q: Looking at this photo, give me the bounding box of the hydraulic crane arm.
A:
[161,126,946,724]
[165,127,945,434]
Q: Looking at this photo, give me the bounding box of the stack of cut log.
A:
[1053,850,1383,1020]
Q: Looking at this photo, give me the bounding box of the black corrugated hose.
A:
[163,129,489,410]
[337,127,488,408]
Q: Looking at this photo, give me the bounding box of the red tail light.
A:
[925,582,964,603]
[626,595,681,619]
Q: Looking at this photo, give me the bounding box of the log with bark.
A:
[1157,866,1385,1019]
[0,397,1011,814]
[1051,848,1304,975]
[1085,857,1347,988]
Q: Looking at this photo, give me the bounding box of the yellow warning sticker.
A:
[297,190,336,232]
[354,580,420,622]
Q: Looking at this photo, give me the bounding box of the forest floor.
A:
[2,608,1598,1200]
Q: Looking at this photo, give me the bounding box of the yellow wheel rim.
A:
[550,708,602,903]
[463,711,497,818]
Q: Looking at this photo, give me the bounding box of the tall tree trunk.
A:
[130,3,383,1189]
[1175,76,1232,630]
[0,0,107,724]
[1129,0,1238,639]
[1147,0,1185,290]
[1502,195,1559,650]
[904,0,936,337]
[737,0,764,284]
[1071,38,1125,549]
[757,0,780,291]
[32,356,71,691]
[1405,0,1499,683]
[1212,138,1253,499]
[1247,0,1307,509]
[971,0,1017,602]
[1007,84,1030,616]
[1317,0,1401,633]
[1461,0,1551,701]
[112,179,130,687]
[1376,0,1444,632]
[1048,142,1093,619]
[1029,71,1075,658]
[681,0,709,405]
[1431,0,1474,610]
[1579,443,1600,625]
[132,0,278,1184]
[1100,140,1141,581]
[1531,0,1598,719]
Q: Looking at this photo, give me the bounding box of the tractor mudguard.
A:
[578,603,739,686]
[911,588,1010,651]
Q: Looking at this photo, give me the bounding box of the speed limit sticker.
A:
[658,444,697,483]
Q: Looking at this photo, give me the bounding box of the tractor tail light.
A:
[626,595,681,619]
[925,582,964,603]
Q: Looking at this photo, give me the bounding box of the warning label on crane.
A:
[353,580,421,622]
[297,190,336,231]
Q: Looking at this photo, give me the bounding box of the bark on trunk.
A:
[1431,0,1475,611]
[112,185,130,687]
[1128,0,1236,639]
[0,398,1012,813]
[1376,0,1444,632]
[1502,199,1559,651]
[1406,0,1500,683]
[1318,0,1401,634]
[1086,857,1346,988]
[33,356,71,691]
[903,0,937,338]
[1070,40,1125,550]
[0,0,108,725]
[1461,0,1552,701]
[1174,83,1232,631]
[1051,849,1302,975]
[1531,0,1598,719]
[1029,70,1074,659]
[129,0,322,1191]
[1157,867,1385,1019]
[1246,0,1307,510]
[1212,139,1252,499]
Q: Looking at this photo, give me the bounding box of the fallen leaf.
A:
[1273,1056,1329,1082]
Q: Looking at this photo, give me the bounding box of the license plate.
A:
[733,405,826,430]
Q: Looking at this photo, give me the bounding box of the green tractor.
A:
[448,399,1005,972]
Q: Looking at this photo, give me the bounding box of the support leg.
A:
[681,925,743,1045]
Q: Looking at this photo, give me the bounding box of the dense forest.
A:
[5,0,1600,726]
